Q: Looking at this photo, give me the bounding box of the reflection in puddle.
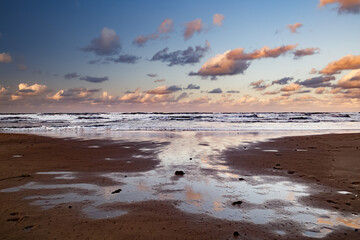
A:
[1,131,359,238]
[263,149,278,152]
[37,171,76,180]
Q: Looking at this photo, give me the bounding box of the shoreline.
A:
[0,132,359,239]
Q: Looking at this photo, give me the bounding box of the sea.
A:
[0,112,359,133]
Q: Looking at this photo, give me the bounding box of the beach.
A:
[0,132,359,239]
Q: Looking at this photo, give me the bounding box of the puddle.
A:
[262,149,278,152]
[295,149,308,152]
[37,171,76,180]
[87,145,100,148]
[1,131,359,238]
[338,191,352,195]
[12,155,23,158]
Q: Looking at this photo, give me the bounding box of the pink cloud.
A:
[337,69,360,88]
[154,79,166,83]
[315,87,327,94]
[49,88,100,101]
[184,19,203,40]
[0,53,12,63]
[280,83,302,92]
[320,54,360,74]
[133,18,173,46]
[10,83,48,101]
[287,23,303,33]
[293,48,320,59]
[158,18,173,33]
[319,0,360,14]
[250,80,269,91]
[213,14,225,26]
[191,44,298,77]
[119,87,183,104]
[309,68,318,74]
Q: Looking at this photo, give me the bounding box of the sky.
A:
[0,0,360,112]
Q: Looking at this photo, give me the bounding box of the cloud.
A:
[151,41,210,66]
[0,53,12,63]
[272,77,294,85]
[17,64,28,71]
[319,0,360,14]
[147,73,157,77]
[81,27,121,56]
[264,90,280,95]
[226,44,298,60]
[0,86,7,95]
[80,76,109,83]
[190,44,297,77]
[337,69,360,88]
[287,23,303,33]
[213,14,225,26]
[309,68,318,74]
[133,18,173,46]
[293,48,320,59]
[296,76,335,88]
[10,83,48,100]
[315,87,327,94]
[154,79,166,83]
[250,80,269,90]
[49,88,101,101]
[208,88,222,93]
[184,19,203,40]
[146,85,182,94]
[320,55,360,74]
[106,54,141,64]
[280,83,301,91]
[119,87,183,103]
[64,72,81,79]
[158,18,173,33]
[189,54,250,77]
[185,84,200,90]
[17,83,47,95]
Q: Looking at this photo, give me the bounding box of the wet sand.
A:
[0,132,359,239]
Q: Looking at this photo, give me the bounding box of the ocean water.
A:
[0,112,359,133]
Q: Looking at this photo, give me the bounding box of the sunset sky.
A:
[0,0,360,112]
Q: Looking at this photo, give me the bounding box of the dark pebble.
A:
[287,170,295,174]
[233,231,240,237]
[189,158,192,160]
[238,178,245,181]
[111,189,122,194]
[232,201,243,206]
[68,206,72,209]
[175,171,185,176]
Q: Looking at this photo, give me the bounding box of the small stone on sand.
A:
[111,189,122,194]
[175,171,185,176]
[231,201,243,206]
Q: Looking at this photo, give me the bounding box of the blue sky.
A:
[0,0,360,112]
